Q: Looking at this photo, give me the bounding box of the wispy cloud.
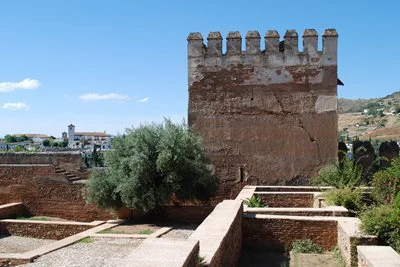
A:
[79,93,131,101]
[2,102,30,110]
[0,78,41,92]
[138,97,149,103]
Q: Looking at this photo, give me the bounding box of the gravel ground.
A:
[0,236,55,253]
[160,224,197,239]
[23,238,142,267]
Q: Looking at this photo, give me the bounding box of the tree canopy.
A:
[86,119,218,214]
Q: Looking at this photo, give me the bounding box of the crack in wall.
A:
[297,118,322,164]
[272,91,292,115]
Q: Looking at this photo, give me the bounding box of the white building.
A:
[67,124,112,149]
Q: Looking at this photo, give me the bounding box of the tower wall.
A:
[187,29,338,198]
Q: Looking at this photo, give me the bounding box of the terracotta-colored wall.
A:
[243,216,337,251]
[188,30,338,198]
[0,203,28,219]
[0,152,83,173]
[0,165,115,221]
[256,193,314,207]
[0,220,94,240]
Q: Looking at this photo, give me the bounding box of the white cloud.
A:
[138,97,149,103]
[0,78,41,92]
[79,93,130,101]
[2,102,30,110]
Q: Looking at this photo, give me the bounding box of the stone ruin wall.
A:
[188,29,338,198]
[0,153,114,221]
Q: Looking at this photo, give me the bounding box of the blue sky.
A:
[0,0,399,137]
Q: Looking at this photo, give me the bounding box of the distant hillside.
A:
[338,91,400,141]
[338,91,400,114]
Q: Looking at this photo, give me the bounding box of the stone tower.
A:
[67,124,75,147]
[187,29,338,198]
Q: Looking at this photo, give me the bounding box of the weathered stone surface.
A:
[337,218,378,267]
[0,164,115,222]
[189,200,242,267]
[188,29,338,198]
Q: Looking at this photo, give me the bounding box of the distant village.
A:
[0,124,113,152]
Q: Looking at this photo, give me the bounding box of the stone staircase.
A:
[54,166,87,184]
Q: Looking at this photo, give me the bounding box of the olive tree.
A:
[86,119,218,214]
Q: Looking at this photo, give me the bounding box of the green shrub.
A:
[360,205,400,253]
[291,239,323,254]
[324,187,365,214]
[86,119,218,214]
[244,195,267,208]
[372,158,400,205]
[312,157,363,189]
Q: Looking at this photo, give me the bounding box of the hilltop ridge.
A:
[338,91,400,141]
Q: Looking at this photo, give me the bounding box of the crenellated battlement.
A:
[188,29,338,66]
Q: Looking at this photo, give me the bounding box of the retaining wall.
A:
[255,192,316,207]
[0,203,28,219]
[243,214,337,251]
[0,219,103,240]
[189,200,243,267]
[244,206,348,217]
[0,164,115,221]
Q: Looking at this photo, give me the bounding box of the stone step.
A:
[72,180,87,184]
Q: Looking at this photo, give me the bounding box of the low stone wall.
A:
[337,218,378,267]
[189,200,243,267]
[122,238,199,267]
[243,214,338,251]
[117,205,214,224]
[357,246,400,267]
[255,192,316,207]
[244,206,348,217]
[0,219,103,240]
[0,203,28,219]
[33,183,116,222]
[255,186,332,192]
[0,152,83,172]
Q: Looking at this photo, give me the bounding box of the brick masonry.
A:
[0,164,115,221]
[256,192,315,207]
[243,215,338,251]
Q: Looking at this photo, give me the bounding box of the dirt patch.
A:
[101,224,161,235]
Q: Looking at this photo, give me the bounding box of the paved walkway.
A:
[23,238,142,267]
[0,236,54,254]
